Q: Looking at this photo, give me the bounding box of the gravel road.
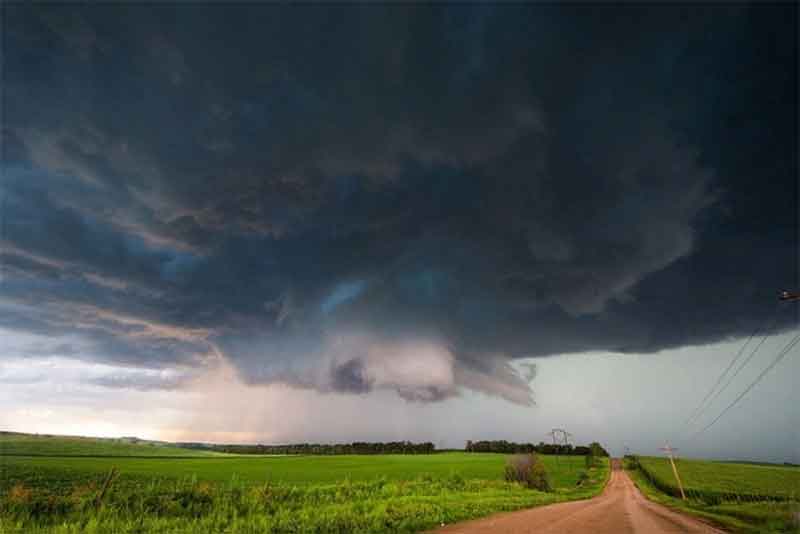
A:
[431,459,726,534]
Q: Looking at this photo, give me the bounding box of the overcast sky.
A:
[1,3,797,461]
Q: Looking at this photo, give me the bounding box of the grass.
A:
[626,456,800,533]
[0,435,610,533]
[0,433,218,458]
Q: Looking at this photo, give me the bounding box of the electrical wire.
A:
[685,304,786,430]
[683,318,761,427]
[690,330,800,440]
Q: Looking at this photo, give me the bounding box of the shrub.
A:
[589,442,609,457]
[623,454,639,470]
[504,454,551,491]
[529,461,552,492]
[585,454,596,469]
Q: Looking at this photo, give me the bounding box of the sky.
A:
[1,3,798,462]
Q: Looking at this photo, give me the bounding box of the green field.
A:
[0,434,610,533]
[0,453,589,491]
[627,456,800,533]
[637,456,799,502]
[0,433,218,458]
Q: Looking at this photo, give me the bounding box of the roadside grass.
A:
[625,457,799,533]
[0,453,609,533]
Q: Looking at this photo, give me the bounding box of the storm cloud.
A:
[2,4,796,405]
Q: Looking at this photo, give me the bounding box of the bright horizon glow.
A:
[3,329,798,462]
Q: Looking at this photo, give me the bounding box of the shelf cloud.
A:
[2,4,796,406]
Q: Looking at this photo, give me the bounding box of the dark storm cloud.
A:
[2,4,796,401]
[330,359,373,395]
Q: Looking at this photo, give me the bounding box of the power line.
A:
[690,330,800,440]
[691,331,800,439]
[686,305,786,430]
[684,317,761,427]
[685,302,784,427]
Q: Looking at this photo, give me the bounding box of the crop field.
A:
[0,433,218,458]
[637,456,800,502]
[0,436,610,533]
[0,452,591,491]
[627,456,800,533]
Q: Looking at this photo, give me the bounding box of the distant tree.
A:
[462,440,602,455]
[197,441,437,455]
[588,442,609,457]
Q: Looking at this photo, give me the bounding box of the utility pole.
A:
[659,444,686,500]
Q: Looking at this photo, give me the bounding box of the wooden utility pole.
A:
[659,444,686,500]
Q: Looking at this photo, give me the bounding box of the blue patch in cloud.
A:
[320,280,367,314]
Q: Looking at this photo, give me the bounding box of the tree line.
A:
[176,439,610,456]
[465,440,609,457]
[178,441,436,455]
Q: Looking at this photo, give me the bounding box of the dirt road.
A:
[431,460,725,534]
